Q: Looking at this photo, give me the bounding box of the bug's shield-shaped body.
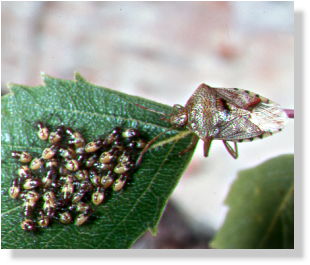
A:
[171,84,287,158]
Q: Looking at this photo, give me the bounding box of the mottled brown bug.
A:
[136,84,288,162]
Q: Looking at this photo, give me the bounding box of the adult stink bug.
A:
[136,83,289,162]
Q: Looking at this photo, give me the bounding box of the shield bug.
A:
[136,84,289,162]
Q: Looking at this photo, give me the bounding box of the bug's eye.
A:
[172,104,184,112]
[170,105,188,127]
[170,113,188,127]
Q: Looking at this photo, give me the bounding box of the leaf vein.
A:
[257,183,294,248]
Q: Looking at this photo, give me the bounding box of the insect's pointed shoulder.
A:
[193,83,216,96]
[197,83,214,91]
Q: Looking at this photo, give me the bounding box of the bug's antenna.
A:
[135,103,171,122]
[135,128,173,166]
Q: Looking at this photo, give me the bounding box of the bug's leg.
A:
[179,135,199,156]
[135,129,173,166]
[203,137,214,157]
[222,141,238,159]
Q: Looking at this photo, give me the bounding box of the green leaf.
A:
[211,154,294,249]
[1,73,196,249]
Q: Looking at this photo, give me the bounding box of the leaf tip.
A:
[74,72,86,83]
[40,72,49,83]
[6,82,14,90]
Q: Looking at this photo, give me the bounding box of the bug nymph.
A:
[122,128,140,139]
[85,140,103,153]
[59,212,72,224]
[61,182,74,200]
[79,180,93,193]
[64,159,79,172]
[21,219,36,231]
[66,128,85,148]
[17,165,32,178]
[45,158,58,169]
[23,199,36,217]
[48,126,65,144]
[23,178,41,190]
[43,199,56,217]
[100,172,115,189]
[71,190,86,203]
[42,169,57,188]
[58,147,76,159]
[117,150,133,164]
[30,157,44,170]
[89,169,101,186]
[75,169,89,181]
[113,174,128,192]
[42,144,59,160]
[114,161,134,175]
[11,151,32,163]
[43,190,56,202]
[128,138,147,150]
[136,84,288,161]
[103,127,122,145]
[91,187,105,206]
[99,149,119,164]
[24,191,40,204]
[9,178,21,199]
[37,210,50,228]
[35,122,49,141]
[85,154,98,168]
[75,212,92,226]
[93,162,114,172]
[75,202,91,213]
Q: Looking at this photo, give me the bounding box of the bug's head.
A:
[169,104,188,128]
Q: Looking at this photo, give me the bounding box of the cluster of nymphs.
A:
[9,122,147,232]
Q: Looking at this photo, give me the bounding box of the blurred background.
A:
[2,1,294,248]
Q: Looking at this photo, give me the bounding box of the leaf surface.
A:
[211,154,294,249]
[1,73,196,249]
